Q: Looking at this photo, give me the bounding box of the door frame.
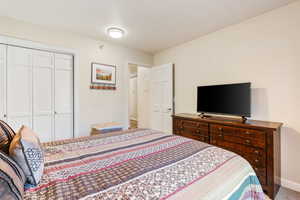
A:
[125,61,152,129]
[0,35,79,138]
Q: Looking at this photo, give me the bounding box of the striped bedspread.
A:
[24,129,264,200]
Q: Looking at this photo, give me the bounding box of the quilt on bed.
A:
[24,129,264,200]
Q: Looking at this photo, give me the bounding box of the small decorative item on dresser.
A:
[91,122,123,136]
[90,63,116,90]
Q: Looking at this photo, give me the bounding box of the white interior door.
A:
[7,46,33,131]
[137,66,151,128]
[32,50,54,142]
[150,63,173,133]
[54,53,73,140]
[0,45,6,121]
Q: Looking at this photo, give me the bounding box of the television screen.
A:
[197,83,251,117]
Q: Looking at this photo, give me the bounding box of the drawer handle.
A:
[218,127,223,131]
[254,150,259,154]
[245,139,251,144]
[255,159,259,163]
[218,134,223,137]
[254,167,258,171]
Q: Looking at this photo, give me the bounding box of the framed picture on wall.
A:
[91,63,116,85]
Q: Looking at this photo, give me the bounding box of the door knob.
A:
[3,114,7,118]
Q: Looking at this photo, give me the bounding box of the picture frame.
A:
[91,63,116,85]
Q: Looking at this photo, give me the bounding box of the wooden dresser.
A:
[172,113,283,199]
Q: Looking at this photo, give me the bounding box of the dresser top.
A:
[172,113,283,130]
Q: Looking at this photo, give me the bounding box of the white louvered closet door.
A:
[0,45,6,122]
[54,53,73,141]
[32,50,55,142]
[7,46,33,130]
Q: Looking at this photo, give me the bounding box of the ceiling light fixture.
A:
[107,27,125,39]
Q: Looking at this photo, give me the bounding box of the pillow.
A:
[0,120,16,154]
[0,151,25,200]
[9,126,44,186]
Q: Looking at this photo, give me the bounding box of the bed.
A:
[24,129,264,200]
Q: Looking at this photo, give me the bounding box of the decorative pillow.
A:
[0,120,16,154]
[9,126,44,186]
[0,152,25,200]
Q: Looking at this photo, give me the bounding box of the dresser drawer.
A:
[210,139,265,157]
[211,125,266,140]
[173,118,183,129]
[181,120,209,130]
[238,128,266,141]
[174,119,208,129]
[174,119,209,136]
[177,130,209,143]
[210,125,266,149]
[210,138,267,184]
[243,153,266,168]
[180,127,209,137]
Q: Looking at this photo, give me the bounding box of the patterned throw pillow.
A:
[0,120,16,154]
[0,152,26,200]
[9,126,44,186]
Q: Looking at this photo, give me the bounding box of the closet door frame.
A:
[0,44,7,121]
[0,35,79,138]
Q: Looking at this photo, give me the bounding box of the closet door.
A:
[6,46,33,131]
[54,53,73,140]
[32,50,54,142]
[0,45,6,121]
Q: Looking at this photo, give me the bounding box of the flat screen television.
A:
[197,83,251,117]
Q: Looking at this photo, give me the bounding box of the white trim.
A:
[0,34,80,138]
[281,178,300,192]
[0,45,7,122]
[0,35,74,55]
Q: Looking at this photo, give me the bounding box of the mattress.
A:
[24,129,264,200]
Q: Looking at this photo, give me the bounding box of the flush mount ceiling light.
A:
[107,27,125,39]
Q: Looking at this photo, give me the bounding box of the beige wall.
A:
[0,16,153,137]
[154,2,300,190]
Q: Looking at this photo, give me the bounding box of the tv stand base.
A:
[198,113,212,118]
[198,113,248,123]
[241,116,247,123]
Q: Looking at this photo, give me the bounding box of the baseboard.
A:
[281,178,300,192]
